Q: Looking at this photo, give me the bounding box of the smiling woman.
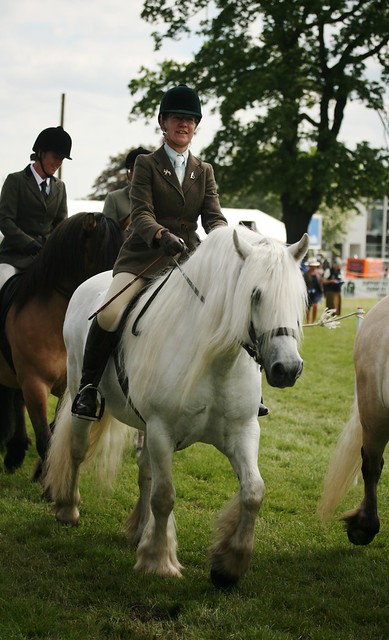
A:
[0,126,72,289]
[71,83,228,423]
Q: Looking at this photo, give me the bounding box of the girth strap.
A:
[113,348,146,425]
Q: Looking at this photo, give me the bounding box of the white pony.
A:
[45,225,308,589]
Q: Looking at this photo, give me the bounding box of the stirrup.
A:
[71,384,105,422]
[258,403,269,417]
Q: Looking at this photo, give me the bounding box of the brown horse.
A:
[0,212,124,476]
[319,296,389,545]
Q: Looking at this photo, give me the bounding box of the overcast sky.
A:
[1,0,387,201]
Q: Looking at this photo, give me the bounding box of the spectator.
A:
[322,256,344,316]
[304,258,323,324]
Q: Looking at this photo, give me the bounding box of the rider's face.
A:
[39,150,65,176]
[162,113,198,152]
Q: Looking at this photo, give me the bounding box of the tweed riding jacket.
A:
[0,165,67,269]
[113,146,227,277]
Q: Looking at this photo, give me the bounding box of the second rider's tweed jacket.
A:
[102,185,131,228]
[113,146,227,277]
[0,165,67,269]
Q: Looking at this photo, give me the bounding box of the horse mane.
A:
[123,225,307,406]
[13,212,123,312]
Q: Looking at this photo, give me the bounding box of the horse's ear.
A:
[83,212,97,233]
[288,233,309,263]
[233,228,253,260]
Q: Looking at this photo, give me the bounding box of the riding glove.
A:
[159,229,186,256]
[25,240,42,256]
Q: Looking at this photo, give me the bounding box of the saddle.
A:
[0,274,23,372]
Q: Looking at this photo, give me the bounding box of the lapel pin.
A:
[163,168,172,176]
[190,171,195,179]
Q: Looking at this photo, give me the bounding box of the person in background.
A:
[72,84,233,421]
[103,147,151,231]
[304,258,323,324]
[0,126,72,289]
[322,256,344,316]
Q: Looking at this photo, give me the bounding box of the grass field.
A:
[0,296,388,639]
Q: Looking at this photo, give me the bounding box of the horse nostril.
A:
[271,362,286,381]
[270,360,303,386]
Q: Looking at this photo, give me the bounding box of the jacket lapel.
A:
[182,153,202,194]
[155,147,176,186]
[24,165,44,202]
[154,147,203,196]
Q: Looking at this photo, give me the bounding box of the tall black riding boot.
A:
[71,318,117,421]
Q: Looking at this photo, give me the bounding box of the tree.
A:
[89,151,129,200]
[128,0,388,242]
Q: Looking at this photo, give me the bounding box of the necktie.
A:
[40,180,48,198]
[175,155,185,185]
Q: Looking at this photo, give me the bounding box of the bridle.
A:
[243,322,300,366]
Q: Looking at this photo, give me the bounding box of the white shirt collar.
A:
[164,143,189,167]
[30,163,47,186]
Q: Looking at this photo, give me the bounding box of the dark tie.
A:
[40,180,48,198]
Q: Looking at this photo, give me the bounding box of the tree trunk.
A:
[282,199,316,245]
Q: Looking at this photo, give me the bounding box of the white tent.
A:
[220,208,286,242]
[67,201,286,243]
[68,200,104,216]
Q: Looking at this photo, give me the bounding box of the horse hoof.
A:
[3,452,26,473]
[346,527,377,546]
[210,568,239,591]
[343,512,380,546]
[55,506,80,526]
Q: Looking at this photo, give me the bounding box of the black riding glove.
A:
[25,240,42,256]
[159,229,186,256]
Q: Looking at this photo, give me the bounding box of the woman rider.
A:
[0,126,72,289]
[72,84,229,421]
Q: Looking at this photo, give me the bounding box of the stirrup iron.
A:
[71,383,105,422]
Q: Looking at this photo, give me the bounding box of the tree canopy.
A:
[128,0,388,242]
[89,152,129,200]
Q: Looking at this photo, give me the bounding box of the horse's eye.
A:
[251,289,261,305]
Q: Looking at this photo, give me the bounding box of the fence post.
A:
[356,306,365,333]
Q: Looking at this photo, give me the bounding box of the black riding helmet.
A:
[125,146,151,169]
[33,126,72,159]
[158,84,202,125]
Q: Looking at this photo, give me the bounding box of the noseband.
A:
[243,322,299,365]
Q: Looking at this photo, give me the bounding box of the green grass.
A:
[1,298,388,639]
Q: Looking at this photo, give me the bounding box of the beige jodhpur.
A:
[97,272,146,332]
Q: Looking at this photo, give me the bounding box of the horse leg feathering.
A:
[46,226,309,586]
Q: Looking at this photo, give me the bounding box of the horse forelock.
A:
[221,232,306,348]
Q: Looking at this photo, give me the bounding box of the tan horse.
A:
[319,296,389,544]
[0,212,124,476]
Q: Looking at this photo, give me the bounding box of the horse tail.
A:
[318,399,362,521]
[44,389,75,502]
[45,389,132,501]
[85,414,132,489]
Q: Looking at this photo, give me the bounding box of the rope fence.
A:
[303,306,365,331]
